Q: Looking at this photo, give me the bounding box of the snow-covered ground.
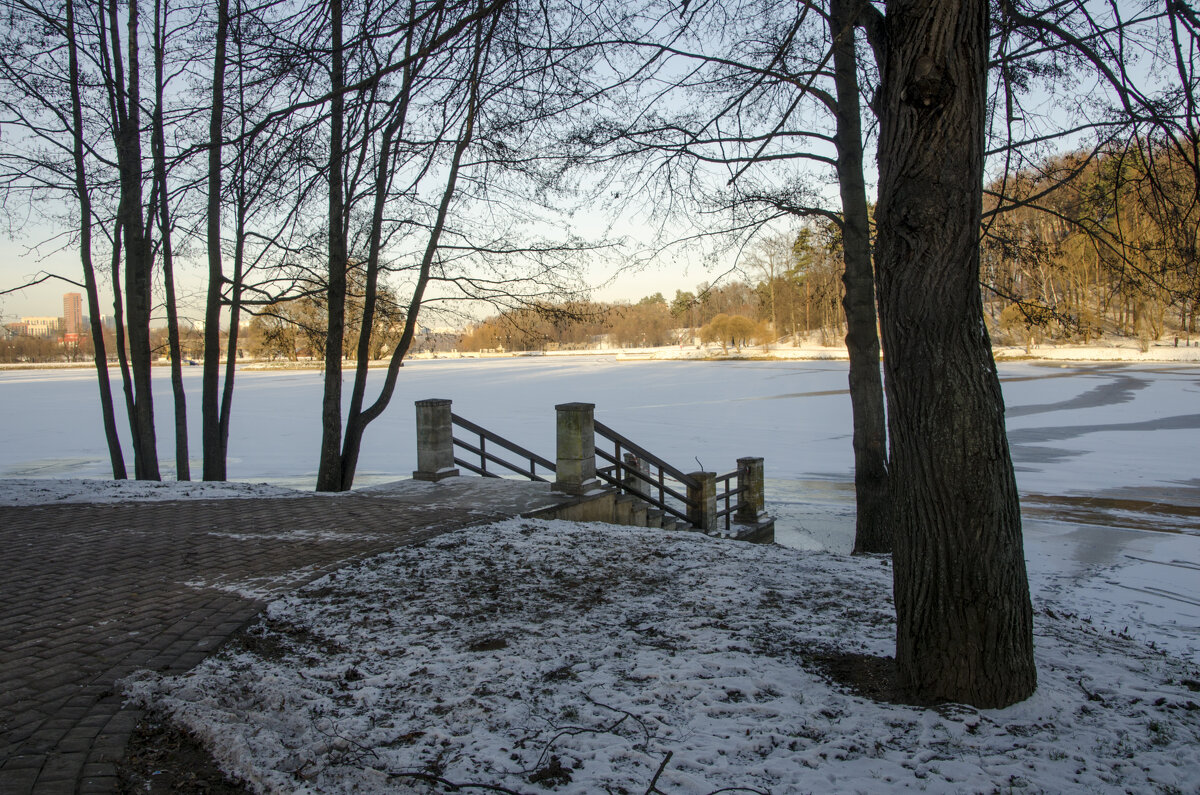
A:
[4,359,1200,792]
[0,477,302,506]
[122,518,1199,794]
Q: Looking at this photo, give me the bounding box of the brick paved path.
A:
[0,487,539,794]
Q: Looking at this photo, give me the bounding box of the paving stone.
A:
[78,776,120,795]
[0,754,45,770]
[36,751,87,782]
[79,762,117,779]
[0,769,41,792]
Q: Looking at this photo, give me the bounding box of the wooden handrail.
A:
[451,412,556,481]
[714,469,746,532]
[594,420,700,489]
[595,449,692,505]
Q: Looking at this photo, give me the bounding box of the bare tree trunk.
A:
[830,0,890,554]
[874,0,1035,707]
[67,0,126,480]
[338,118,475,489]
[342,107,406,488]
[153,0,189,480]
[202,0,230,480]
[109,224,137,454]
[108,0,160,480]
[316,0,348,492]
[220,52,248,457]
[219,233,243,456]
[337,20,487,491]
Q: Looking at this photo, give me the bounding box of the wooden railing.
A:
[594,420,700,526]
[451,413,557,482]
[714,469,748,534]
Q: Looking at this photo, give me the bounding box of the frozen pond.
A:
[3,357,1199,660]
[2,358,1197,509]
[3,358,1200,543]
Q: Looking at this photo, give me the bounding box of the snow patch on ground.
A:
[0,477,309,506]
[182,566,329,602]
[205,528,385,544]
[125,519,1200,795]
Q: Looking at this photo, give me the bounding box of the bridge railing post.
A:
[553,402,598,495]
[735,457,765,524]
[687,471,717,532]
[413,398,459,481]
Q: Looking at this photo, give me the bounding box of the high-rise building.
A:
[63,292,83,341]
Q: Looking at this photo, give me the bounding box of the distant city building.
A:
[63,292,83,343]
[19,316,61,337]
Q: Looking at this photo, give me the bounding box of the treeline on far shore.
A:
[464,141,1200,355]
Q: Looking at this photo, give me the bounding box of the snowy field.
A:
[3,359,1200,792]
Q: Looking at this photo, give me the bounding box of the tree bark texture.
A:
[68,0,126,480]
[153,0,189,481]
[110,0,160,480]
[316,0,348,492]
[203,0,230,481]
[829,0,891,554]
[874,0,1036,707]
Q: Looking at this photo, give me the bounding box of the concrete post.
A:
[553,402,597,495]
[412,399,459,481]
[735,457,765,524]
[686,471,717,533]
[622,453,650,498]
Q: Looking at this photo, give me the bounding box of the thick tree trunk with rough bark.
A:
[874,0,1036,707]
[829,0,890,554]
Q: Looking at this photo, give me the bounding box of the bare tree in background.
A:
[566,0,893,553]
[0,0,130,477]
[150,0,189,480]
[311,0,604,490]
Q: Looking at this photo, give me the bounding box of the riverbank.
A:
[6,334,1200,371]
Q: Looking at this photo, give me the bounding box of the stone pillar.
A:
[413,399,459,481]
[735,457,765,524]
[553,402,597,495]
[686,471,717,533]
[622,453,650,498]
